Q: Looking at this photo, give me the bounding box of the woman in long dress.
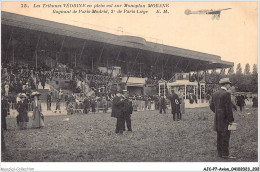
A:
[17,93,29,130]
[31,91,45,128]
[177,90,185,120]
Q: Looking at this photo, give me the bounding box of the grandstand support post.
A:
[97,43,105,65]
[106,59,108,73]
[184,61,190,72]
[153,55,159,75]
[162,57,169,78]
[58,37,66,62]
[184,84,187,100]
[163,57,169,69]
[171,61,174,76]
[173,58,181,74]
[6,28,14,63]
[35,34,41,71]
[12,45,14,64]
[161,63,163,78]
[92,57,94,72]
[79,40,86,61]
[154,55,159,66]
[7,28,13,52]
[74,53,77,67]
[139,62,144,76]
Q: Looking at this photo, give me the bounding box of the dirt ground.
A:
[1,105,258,162]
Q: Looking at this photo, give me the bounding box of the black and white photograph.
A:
[1,1,259,171]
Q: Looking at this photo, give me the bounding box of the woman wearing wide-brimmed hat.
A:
[31,91,45,128]
[17,93,29,130]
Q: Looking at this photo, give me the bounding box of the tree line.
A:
[229,63,258,93]
[205,63,258,94]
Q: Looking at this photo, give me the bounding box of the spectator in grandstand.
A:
[36,74,40,89]
[1,96,9,130]
[55,99,61,113]
[91,98,97,114]
[58,88,63,101]
[188,92,194,104]
[169,90,181,121]
[101,96,108,113]
[67,101,74,115]
[71,93,76,102]
[147,97,152,110]
[4,83,9,96]
[252,96,258,108]
[40,74,46,89]
[144,96,148,110]
[31,91,45,128]
[47,92,52,111]
[249,95,253,103]
[16,80,23,93]
[210,78,235,159]
[154,95,159,110]
[83,97,90,114]
[111,91,125,134]
[17,93,29,130]
[192,93,198,104]
[122,90,133,132]
[64,94,68,102]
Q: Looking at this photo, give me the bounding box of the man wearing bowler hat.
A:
[111,90,125,134]
[210,78,235,159]
[122,90,133,131]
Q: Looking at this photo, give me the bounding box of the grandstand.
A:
[1,11,233,111]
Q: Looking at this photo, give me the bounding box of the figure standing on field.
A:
[111,91,125,134]
[210,78,235,159]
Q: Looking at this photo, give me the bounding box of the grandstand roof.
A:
[1,11,233,72]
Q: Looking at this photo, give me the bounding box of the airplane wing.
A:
[206,10,221,14]
[219,8,232,11]
[185,8,231,15]
[206,8,231,14]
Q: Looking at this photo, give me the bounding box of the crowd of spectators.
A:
[1,62,51,103]
[2,58,238,115]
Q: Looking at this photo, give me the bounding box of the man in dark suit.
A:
[210,78,235,159]
[159,95,167,114]
[1,96,9,130]
[47,92,52,111]
[111,91,125,134]
[169,90,181,121]
[122,90,133,131]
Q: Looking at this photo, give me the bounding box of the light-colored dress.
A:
[32,101,45,128]
[180,97,185,114]
[178,93,185,114]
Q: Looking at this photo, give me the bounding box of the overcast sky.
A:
[2,1,258,72]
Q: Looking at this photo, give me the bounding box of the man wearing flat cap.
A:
[210,78,235,159]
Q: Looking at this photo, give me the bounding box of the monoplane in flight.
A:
[185,8,232,20]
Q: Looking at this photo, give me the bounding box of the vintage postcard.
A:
[1,1,258,171]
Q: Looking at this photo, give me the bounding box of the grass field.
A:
[2,105,258,162]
